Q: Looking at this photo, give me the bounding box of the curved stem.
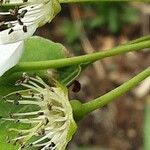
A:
[72,67,150,120]
[126,35,150,45]
[7,40,150,74]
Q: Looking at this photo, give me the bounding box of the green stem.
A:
[8,40,150,74]
[126,35,150,45]
[71,67,150,121]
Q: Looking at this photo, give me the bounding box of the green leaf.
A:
[22,36,67,61]
[58,65,81,86]
[0,36,81,149]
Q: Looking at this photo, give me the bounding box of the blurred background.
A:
[35,2,150,150]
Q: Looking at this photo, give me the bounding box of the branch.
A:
[6,40,150,75]
[71,67,150,121]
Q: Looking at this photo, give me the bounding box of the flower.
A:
[0,0,61,44]
[0,0,61,76]
[0,41,24,76]
[3,73,77,150]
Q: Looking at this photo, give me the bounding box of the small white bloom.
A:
[0,0,61,44]
[0,41,24,76]
[3,74,77,150]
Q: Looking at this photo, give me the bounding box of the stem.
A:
[72,67,150,120]
[8,40,150,74]
[126,35,150,45]
[59,0,147,3]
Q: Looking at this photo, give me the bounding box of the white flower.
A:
[0,0,61,44]
[0,0,61,76]
[0,41,24,76]
[3,73,77,150]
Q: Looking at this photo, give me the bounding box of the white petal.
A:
[0,23,37,44]
[0,41,24,76]
[0,0,61,44]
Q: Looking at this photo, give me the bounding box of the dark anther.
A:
[15,119,20,123]
[23,25,27,33]
[49,87,54,92]
[47,103,52,111]
[20,9,27,18]
[49,142,56,147]
[13,139,19,146]
[8,28,14,34]
[44,117,49,126]
[18,132,23,136]
[23,0,28,3]
[39,94,44,100]
[20,144,25,149]
[38,112,44,116]
[18,18,24,25]
[15,75,29,86]
[28,143,33,147]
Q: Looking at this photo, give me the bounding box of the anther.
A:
[23,25,27,33]
[8,28,14,34]
[28,143,33,147]
[18,19,24,25]
[13,139,19,146]
[20,9,28,18]
[15,119,20,123]
[37,112,44,116]
[49,142,56,147]
[44,117,49,126]
[47,103,52,111]
[39,94,44,100]
[20,144,25,149]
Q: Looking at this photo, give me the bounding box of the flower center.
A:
[2,73,75,150]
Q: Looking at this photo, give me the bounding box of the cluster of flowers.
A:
[0,0,61,76]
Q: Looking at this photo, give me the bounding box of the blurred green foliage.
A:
[83,2,139,33]
[60,2,139,50]
[60,18,82,53]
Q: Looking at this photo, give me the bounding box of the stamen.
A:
[3,74,77,150]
